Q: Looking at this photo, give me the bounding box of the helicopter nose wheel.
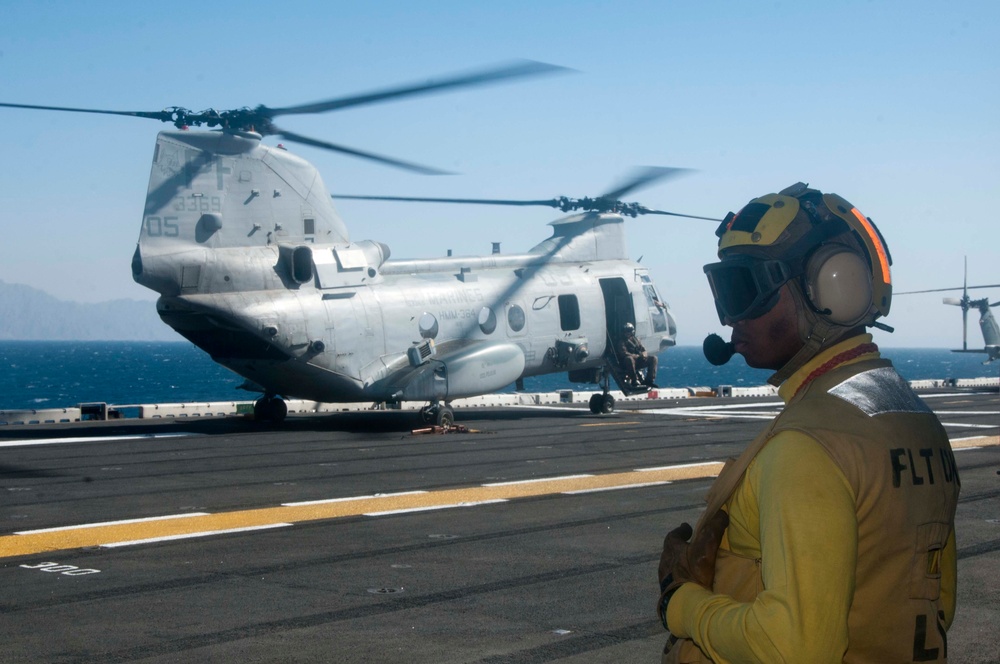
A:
[588,370,616,414]
[419,401,455,427]
[589,393,615,414]
[254,396,288,422]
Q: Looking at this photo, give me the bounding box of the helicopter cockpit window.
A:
[507,304,526,332]
[557,294,580,331]
[419,312,439,339]
[478,307,497,335]
[642,284,659,307]
[643,284,668,333]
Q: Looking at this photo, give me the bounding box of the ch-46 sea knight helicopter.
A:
[2,62,720,425]
[897,259,1000,364]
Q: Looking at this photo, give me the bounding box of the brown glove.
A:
[657,510,729,629]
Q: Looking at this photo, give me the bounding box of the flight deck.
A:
[1,390,997,663]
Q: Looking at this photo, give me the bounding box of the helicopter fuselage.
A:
[132,130,676,405]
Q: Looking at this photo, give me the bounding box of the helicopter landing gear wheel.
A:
[419,402,455,428]
[254,396,288,422]
[435,406,455,428]
[420,402,455,427]
[419,405,435,424]
[589,369,615,414]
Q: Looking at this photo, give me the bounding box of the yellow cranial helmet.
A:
[703,182,892,328]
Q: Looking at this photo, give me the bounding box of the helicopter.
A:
[1,61,720,425]
[896,259,999,364]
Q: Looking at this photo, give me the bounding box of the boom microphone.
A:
[703,333,735,366]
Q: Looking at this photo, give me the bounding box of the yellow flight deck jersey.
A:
[665,335,959,663]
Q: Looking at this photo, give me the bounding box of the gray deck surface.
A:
[1,390,997,663]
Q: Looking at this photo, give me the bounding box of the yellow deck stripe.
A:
[0,463,722,560]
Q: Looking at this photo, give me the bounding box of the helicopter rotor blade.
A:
[0,101,177,123]
[2,60,570,157]
[963,256,968,299]
[895,284,1000,295]
[601,166,692,201]
[962,305,969,350]
[332,192,722,220]
[942,298,963,306]
[275,128,452,175]
[266,60,570,118]
[635,207,723,222]
[334,166,721,220]
[334,194,561,207]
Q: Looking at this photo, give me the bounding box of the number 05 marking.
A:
[145,216,179,237]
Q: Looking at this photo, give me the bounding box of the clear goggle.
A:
[703,255,794,324]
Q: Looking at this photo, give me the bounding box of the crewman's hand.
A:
[658,510,729,590]
[656,510,728,631]
[656,512,727,642]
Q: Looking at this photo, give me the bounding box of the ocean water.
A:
[1,341,997,411]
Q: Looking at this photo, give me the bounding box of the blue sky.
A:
[1,1,997,348]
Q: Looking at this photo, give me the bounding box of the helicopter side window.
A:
[558,294,580,331]
[507,305,526,332]
[478,307,497,335]
[419,312,439,339]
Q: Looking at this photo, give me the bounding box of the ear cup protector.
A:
[803,244,873,326]
[821,193,892,318]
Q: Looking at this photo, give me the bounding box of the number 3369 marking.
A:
[20,562,101,576]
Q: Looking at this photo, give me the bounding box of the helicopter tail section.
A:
[979,301,1000,348]
[133,130,350,297]
[527,213,629,261]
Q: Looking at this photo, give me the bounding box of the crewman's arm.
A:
[667,432,857,663]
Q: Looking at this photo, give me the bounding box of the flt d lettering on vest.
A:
[889,447,960,488]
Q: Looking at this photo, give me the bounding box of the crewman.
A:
[619,322,658,388]
[656,183,959,662]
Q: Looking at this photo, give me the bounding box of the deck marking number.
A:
[20,562,101,576]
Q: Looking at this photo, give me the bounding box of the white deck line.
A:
[0,433,195,448]
[364,499,508,517]
[99,523,292,548]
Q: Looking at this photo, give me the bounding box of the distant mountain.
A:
[0,280,179,341]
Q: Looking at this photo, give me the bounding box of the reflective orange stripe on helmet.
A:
[822,193,892,317]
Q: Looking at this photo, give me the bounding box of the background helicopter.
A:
[896,259,1000,364]
[1,62,720,424]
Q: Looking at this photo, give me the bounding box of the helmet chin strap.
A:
[766,281,850,387]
